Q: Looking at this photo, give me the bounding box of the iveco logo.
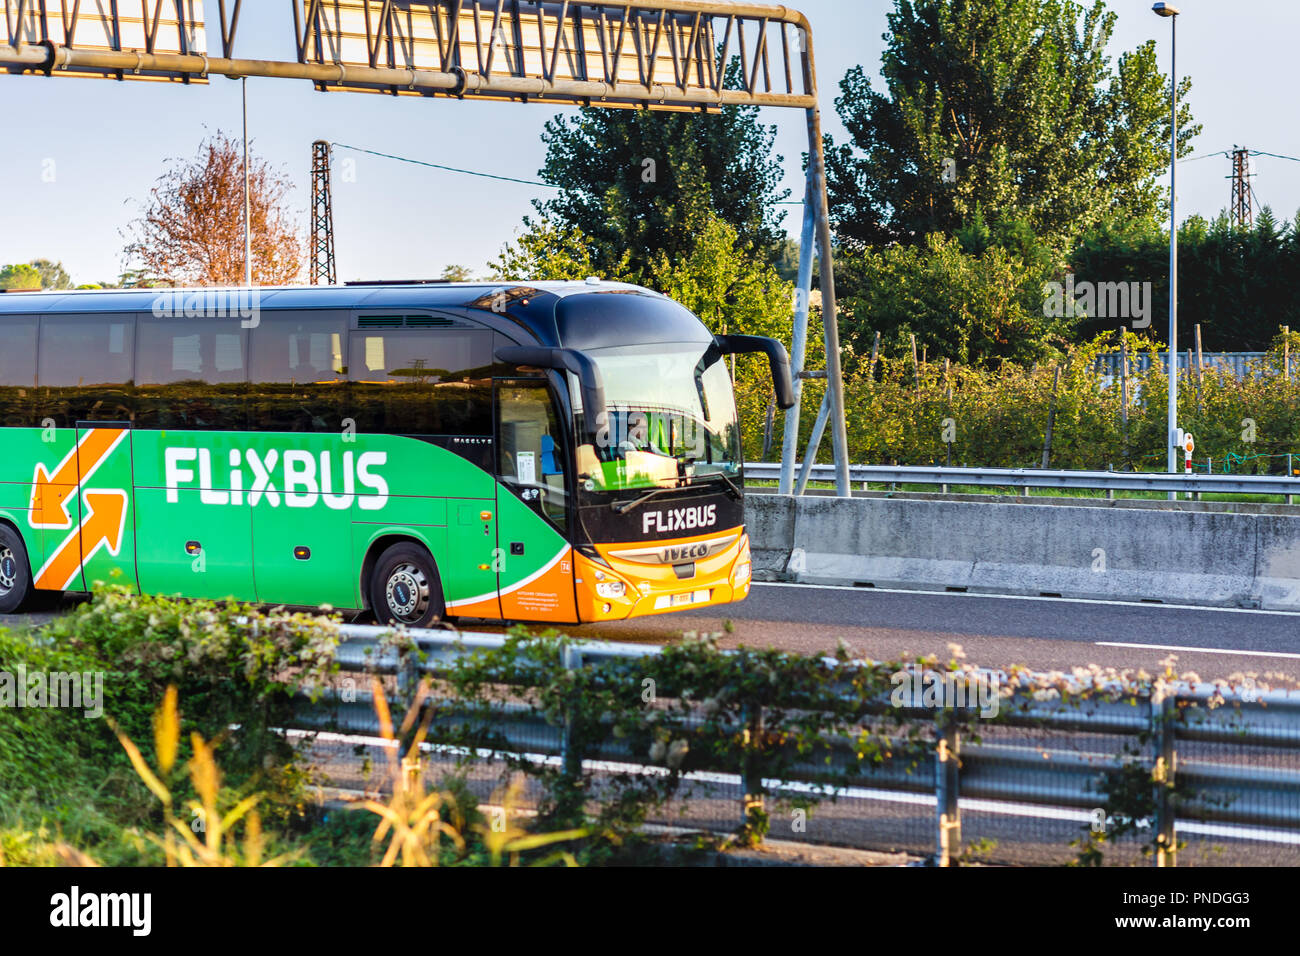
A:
[642,504,717,535]
[659,542,711,563]
[610,533,739,567]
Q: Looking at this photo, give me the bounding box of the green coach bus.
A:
[0,280,792,627]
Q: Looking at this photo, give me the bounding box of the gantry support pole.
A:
[798,26,851,497]
[778,168,817,495]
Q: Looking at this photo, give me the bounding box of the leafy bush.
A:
[0,587,341,864]
[33,585,340,776]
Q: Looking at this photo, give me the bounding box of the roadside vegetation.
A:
[0,587,594,867]
[1,587,1285,867]
[737,328,1300,473]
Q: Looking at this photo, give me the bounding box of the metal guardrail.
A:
[290,624,1300,866]
[744,462,1300,497]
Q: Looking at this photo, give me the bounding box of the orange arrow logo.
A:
[34,490,128,592]
[30,428,128,530]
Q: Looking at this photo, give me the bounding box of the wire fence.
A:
[1095,351,1268,381]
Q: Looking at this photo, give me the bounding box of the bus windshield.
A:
[572,342,742,492]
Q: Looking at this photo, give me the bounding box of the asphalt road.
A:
[12,583,1300,682]
[564,583,1300,682]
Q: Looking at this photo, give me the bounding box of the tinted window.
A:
[498,380,568,531]
[37,315,135,427]
[555,292,713,350]
[349,329,494,435]
[136,317,248,430]
[249,312,348,432]
[0,317,37,427]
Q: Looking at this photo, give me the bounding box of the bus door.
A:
[31,421,134,595]
[493,378,578,623]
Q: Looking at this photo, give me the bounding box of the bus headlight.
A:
[596,580,626,599]
[733,561,752,585]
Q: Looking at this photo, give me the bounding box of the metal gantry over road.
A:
[0,0,854,496]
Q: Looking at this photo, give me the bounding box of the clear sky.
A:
[2,1,1298,285]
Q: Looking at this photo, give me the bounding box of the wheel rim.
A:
[384,563,431,624]
[0,546,16,594]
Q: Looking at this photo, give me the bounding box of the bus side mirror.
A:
[711,334,796,410]
[495,345,607,440]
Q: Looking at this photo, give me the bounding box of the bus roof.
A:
[0,278,663,314]
[0,278,715,351]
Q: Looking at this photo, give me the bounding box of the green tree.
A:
[0,263,42,291]
[490,216,630,282]
[116,268,157,289]
[837,232,1072,367]
[1071,208,1300,350]
[440,264,474,282]
[493,210,790,340]
[827,0,1200,248]
[534,70,790,279]
[29,258,72,290]
[648,211,793,341]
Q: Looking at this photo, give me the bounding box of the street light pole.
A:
[1154,3,1181,491]
[243,75,252,287]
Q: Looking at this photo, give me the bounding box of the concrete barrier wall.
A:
[747,494,1300,611]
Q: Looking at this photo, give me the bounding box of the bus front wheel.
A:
[369,542,446,629]
[0,525,35,615]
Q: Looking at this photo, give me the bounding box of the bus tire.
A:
[0,525,36,615]
[369,542,446,628]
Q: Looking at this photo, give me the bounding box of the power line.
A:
[1179,146,1300,224]
[1251,150,1300,164]
[1178,147,1300,164]
[330,141,806,204]
[332,143,558,188]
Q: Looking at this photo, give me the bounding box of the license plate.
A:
[656,589,710,610]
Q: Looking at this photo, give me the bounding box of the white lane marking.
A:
[1096,641,1300,660]
[289,730,1300,848]
[753,581,1300,618]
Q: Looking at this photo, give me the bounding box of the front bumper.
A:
[572,528,752,622]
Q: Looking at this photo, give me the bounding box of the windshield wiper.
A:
[701,471,744,500]
[610,485,686,515]
[611,471,742,514]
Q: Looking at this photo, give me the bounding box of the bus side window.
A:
[348,329,493,436]
[248,311,348,432]
[0,317,37,428]
[37,315,135,427]
[136,317,248,430]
